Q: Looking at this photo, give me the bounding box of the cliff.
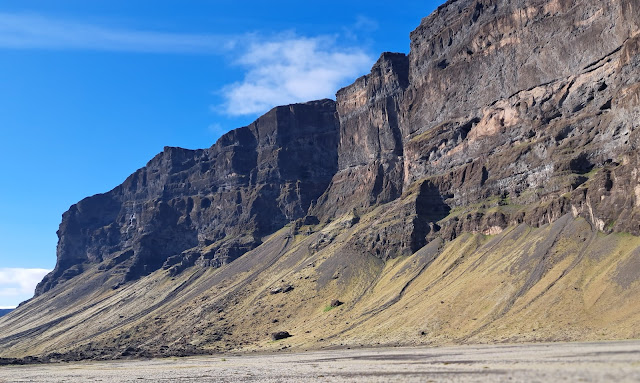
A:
[37,99,338,293]
[1,0,640,361]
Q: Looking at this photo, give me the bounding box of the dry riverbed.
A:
[1,341,639,382]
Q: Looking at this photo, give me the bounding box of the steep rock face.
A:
[403,0,640,241]
[406,0,639,132]
[313,0,640,260]
[36,99,338,294]
[311,53,409,220]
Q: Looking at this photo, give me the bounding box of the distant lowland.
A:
[0,309,13,317]
[1,0,640,363]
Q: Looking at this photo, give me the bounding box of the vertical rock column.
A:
[312,53,409,220]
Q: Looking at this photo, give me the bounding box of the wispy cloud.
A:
[207,123,232,141]
[0,12,376,119]
[0,268,50,307]
[0,12,234,53]
[354,15,379,32]
[219,35,374,116]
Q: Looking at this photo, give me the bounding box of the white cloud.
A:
[0,12,234,53]
[207,123,231,142]
[220,35,374,116]
[353,15,379,33]
[0,268,50,308]
[0,12,375,120]
[208,123,227,135]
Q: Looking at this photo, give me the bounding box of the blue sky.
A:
[0,0,443,308]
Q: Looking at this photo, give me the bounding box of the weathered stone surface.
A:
[312,53,409,220]
[36,99,339,294]
[406,0,640,133]
[311,0,640,261]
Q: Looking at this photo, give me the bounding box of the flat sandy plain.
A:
[2,341,639,382]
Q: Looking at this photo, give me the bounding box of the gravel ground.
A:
[2,340,639,382]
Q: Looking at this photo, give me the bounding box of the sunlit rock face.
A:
[311,0,640,259]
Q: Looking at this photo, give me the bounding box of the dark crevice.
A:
[460,117,481,140]
[600,99,612,110]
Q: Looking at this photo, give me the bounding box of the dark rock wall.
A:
[311,53,409,220]
[36,100,338,294]
[406,0,639,133]
[310,0,640,259]
[36,0,640,292]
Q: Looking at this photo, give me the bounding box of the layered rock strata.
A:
[37,99,339,293]
[37,0,640,292]
[311,0,640,259]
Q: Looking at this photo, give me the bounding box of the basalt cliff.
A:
[2,0,640,361]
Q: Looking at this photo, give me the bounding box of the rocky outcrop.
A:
[36,99,339,294]
[403,0,640,239]
[311,52,409,220]
[312,0,640,261]
[406,0,639,132]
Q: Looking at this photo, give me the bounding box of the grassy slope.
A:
[1,212,639,358]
